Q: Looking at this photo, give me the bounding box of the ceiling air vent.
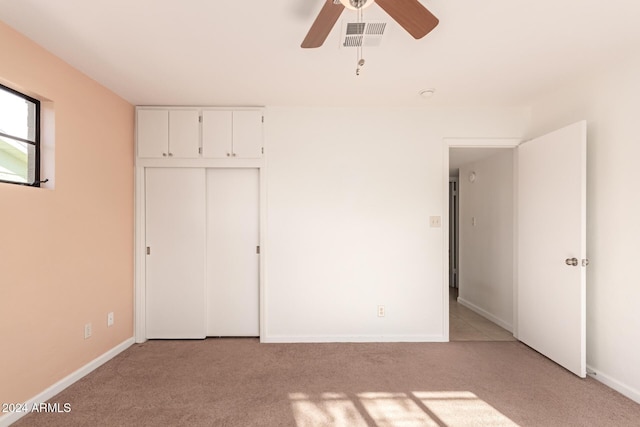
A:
[341,21,387,48]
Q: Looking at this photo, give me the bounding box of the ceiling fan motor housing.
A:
[340,0,375,10]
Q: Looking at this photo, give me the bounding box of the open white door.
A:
[517,121,587,377]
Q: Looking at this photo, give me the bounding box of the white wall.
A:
[527,57,640,402]
[458,149,514,330]
[263,107,527,342]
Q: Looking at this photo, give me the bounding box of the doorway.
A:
[444,126,587,375]
[448,146,516,342]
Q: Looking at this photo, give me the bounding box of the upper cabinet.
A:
[136,107,263,160]
[137,109,168,158]
[168,110,200,158]
[137,109,200,158]
[202,110,263,159]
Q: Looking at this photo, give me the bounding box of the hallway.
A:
[449,288,516,341]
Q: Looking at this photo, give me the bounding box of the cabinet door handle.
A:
[232,153,237,157]
[162,153,167,157]
[168,152,173,157]
[226,153,231,157]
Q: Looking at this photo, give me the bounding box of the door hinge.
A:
[256,245,260,254]
[199,115,202,123]
[261,147,264,154]
[198,147,202,154]
[261,116,264,123]
[146,246,151,255]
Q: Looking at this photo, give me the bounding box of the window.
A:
[0,83,40,186]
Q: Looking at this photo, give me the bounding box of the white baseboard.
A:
[0,337,134,427]
[587,365,640,404]
[261,334,447,343]
[457,297,513,332]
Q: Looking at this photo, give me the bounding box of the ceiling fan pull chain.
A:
[356,7,365,76]
[356,58,365,76]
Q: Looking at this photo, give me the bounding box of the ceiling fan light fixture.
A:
[339,0,375,11]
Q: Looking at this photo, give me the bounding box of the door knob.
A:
[565,258,578,266]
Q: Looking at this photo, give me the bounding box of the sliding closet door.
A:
[206,168,260,336]
[145,168,206,339]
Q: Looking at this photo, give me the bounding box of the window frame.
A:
[0,83,41,187]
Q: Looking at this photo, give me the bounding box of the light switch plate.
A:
[430,216,441,228]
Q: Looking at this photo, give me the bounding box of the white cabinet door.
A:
[202,110,233,158]
[232,110,263,158]
[202,110,262,158]
[137,109,168,158]
[169,110,200,158]
[206,168,260,336]
[517,121,587,377]
[137,109,200,158]
[145,168,206,339]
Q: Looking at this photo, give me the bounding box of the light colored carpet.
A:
[13,339,640,426]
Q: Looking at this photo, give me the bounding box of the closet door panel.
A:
[146,168,206,338]
[206,168,260,336]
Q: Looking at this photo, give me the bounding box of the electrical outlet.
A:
[84,323,92,339]
[107,312,114,327]
[377,305,385,317]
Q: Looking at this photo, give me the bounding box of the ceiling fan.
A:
[301,0,439,48]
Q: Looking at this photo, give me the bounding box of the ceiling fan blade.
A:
[301,0,345,48]
[376,0,439,39]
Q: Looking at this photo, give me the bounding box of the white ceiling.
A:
[1,0,639,107]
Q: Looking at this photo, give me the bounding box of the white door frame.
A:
[442,138,522,341]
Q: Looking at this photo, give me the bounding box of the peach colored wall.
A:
[0,21,134,404]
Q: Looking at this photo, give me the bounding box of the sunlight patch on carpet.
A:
[357,392,438,426]
[414,391,518,426]
[289,392,367,427]
[289,391,519,427]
